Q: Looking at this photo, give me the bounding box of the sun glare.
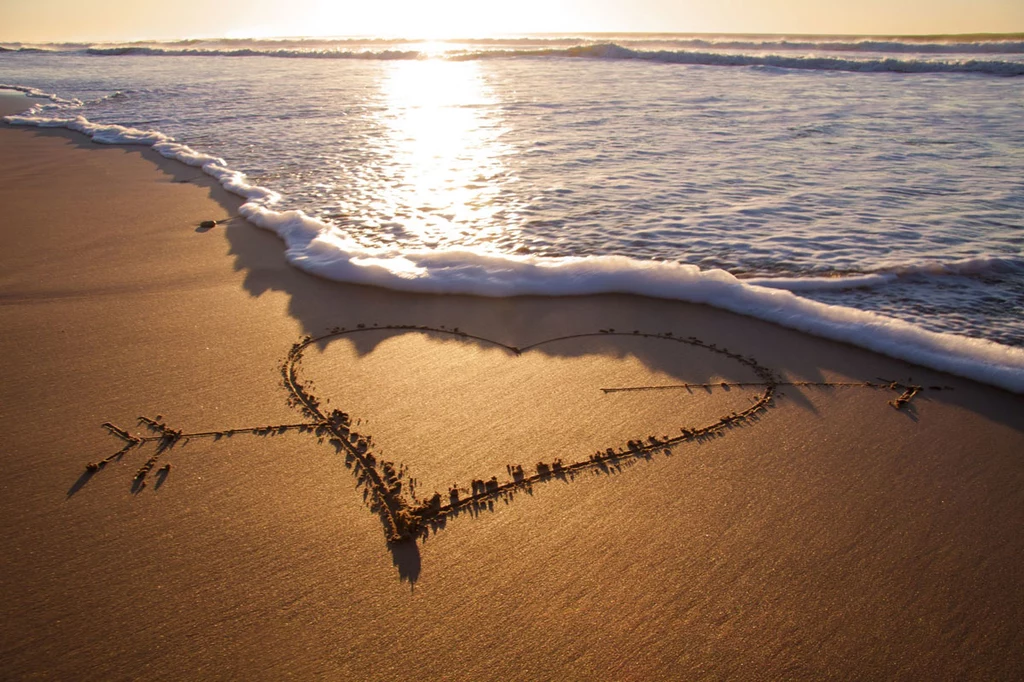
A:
[351,60,520,248]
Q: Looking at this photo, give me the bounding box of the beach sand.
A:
[2,92,1022,679]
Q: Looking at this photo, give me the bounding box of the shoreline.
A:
[4,87,1023,394]
[2,100,1023,678]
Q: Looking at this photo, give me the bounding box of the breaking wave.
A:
[543,43,1024,76]
[2,36,1022,76]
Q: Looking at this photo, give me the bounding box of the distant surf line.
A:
[3,40,1023,76]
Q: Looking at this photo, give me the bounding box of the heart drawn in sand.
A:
[81,324,924,555]
[281,326,779,543]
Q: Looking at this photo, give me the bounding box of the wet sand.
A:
[2,92,1023,680]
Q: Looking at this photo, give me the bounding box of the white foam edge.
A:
[745,273,897,291]
[5,106,1023,393]
[0,83,83,107]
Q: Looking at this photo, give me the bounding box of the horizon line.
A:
[3,30,1024,45]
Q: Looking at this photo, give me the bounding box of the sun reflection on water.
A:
[357,59,520,250]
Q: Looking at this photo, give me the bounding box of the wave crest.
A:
[7,39,1021,76]
[747,256,1024,292]
[544,43,1024,76]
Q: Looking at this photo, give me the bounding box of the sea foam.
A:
[0,82,83,107]
[5,98,1024,394]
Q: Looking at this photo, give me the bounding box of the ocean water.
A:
[2,34,1023,390]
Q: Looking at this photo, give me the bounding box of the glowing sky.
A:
[1,0,1022,42]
